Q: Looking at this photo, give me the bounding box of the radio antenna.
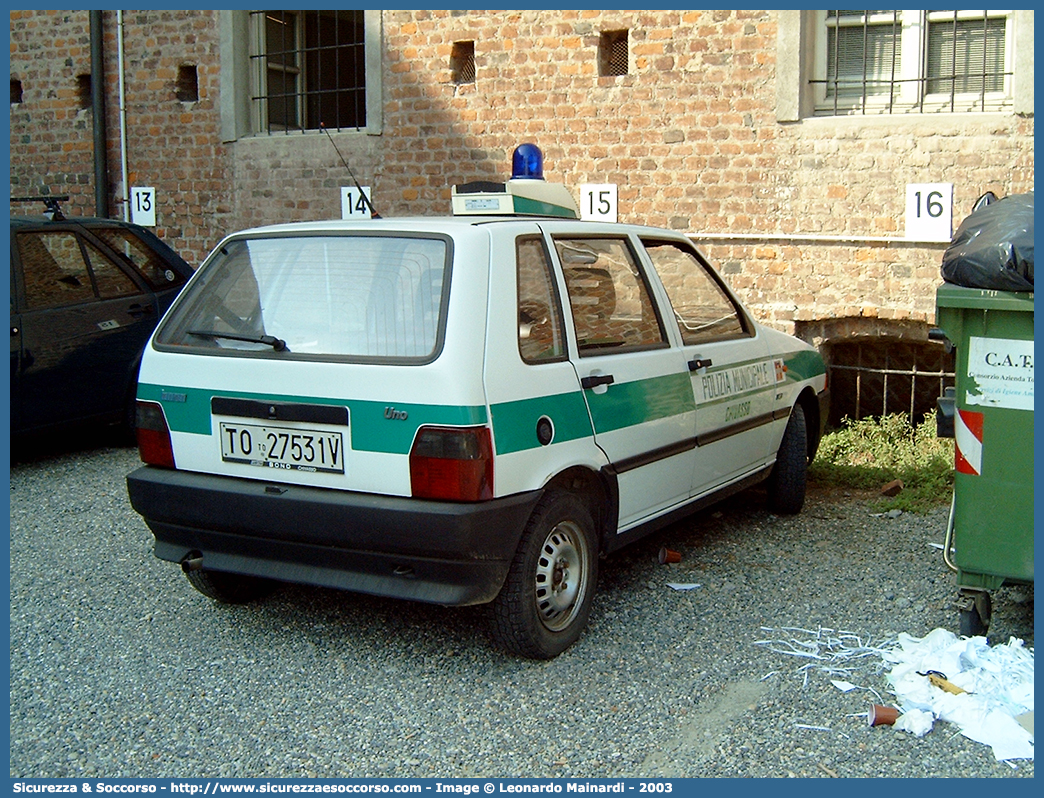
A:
[321,123,380,218]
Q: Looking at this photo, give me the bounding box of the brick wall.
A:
[10,9,230,266]
[10,9,1035,336]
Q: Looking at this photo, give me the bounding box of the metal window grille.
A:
[815,10,1010,115]
[451,41,476,85]
[249,10,366,134]
[826,340,955,426]
[600,30,629,77]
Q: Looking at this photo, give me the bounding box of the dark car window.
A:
[83,238,142,299]
[17,231,141,309]
[18,231,97,309]
[93,227,188,290]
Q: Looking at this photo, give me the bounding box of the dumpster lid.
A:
[936,283,1034,312]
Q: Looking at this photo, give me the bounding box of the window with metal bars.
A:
[599,30,629,77]
[825,339,955,426]
[813,10,1012,116]
[249,10,366,133]
[451,41,476,85]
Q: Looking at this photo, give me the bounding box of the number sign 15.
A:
[580,184,618,223]
[341,186,373,219]
[130,186,157,227]
[905,183,953,243]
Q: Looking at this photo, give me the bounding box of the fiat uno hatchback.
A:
[127,147,828,658]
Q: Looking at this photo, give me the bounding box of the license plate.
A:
[219,422,345,474]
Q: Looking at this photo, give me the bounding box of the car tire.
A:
[490,491,598,659]
[184,568,277,604]
[766,403,807,515]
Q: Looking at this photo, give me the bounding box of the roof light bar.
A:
[451,144,579,219]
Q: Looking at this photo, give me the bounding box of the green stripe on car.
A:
[137,383,487,455]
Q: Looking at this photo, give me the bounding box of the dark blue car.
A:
[10,204,194,436]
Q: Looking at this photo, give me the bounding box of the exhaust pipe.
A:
[181,554,204,573]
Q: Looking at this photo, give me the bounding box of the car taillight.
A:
[136,400,176,469]
[409,426,493,502]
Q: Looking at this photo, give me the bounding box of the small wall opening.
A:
[599,30,629,76]
[176,64,199,102]
[450,41,475,85]
[11,78,23,104]
[76,74,92,109]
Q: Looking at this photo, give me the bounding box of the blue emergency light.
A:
[512,143,544,180]
[450,144,578,218]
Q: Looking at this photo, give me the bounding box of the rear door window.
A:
[157,234,450,360]
[553,237,667,354]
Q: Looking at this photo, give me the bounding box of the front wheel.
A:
[766,403,807,514]
[490,491,598,659]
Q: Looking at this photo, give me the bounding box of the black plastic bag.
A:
[941,192,1034,292]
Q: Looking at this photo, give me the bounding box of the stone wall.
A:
[9,9,1034,336]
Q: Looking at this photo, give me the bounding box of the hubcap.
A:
[534,521,587,632]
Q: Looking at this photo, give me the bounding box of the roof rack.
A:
[10,195,70,220]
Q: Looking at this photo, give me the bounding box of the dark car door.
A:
[11,227,159,433]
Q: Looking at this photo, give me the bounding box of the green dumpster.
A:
[935,284,1034,636]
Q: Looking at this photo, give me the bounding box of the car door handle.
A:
[128,303,154,318]
[580,374,615,390]
[688,357,713,371]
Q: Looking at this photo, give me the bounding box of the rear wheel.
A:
[490,491,598,659]
[766,404,807,514]
[184,568,277,604]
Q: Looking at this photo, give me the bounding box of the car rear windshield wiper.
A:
[187,329,289,352]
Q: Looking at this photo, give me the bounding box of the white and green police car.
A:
[127,145,828,659]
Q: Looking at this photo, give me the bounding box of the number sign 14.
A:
[130,186,156,227]
[905,183,953,243]
[341,186,373,219]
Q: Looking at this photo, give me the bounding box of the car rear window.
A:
[156,234,449,360]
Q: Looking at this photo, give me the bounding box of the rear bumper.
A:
[126,466,541,606]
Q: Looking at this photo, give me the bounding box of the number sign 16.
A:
[905,183,953,242]
[341,186,373,219]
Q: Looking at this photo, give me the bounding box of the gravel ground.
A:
[9,437,1034,779]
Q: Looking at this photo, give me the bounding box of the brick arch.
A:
[795,317,954,426]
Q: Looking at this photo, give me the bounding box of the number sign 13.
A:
[905,183,953,243]
[341,186,373,219]
[580,184,618,223]
[130,186,156,227]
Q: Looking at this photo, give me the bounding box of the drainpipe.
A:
[90,10,110,217]
[117,10,129,221]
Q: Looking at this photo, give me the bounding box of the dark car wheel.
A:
[766,403,808,515]
[184,568,277,604]
[490,491,598,659]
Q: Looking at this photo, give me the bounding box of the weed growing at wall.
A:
[809,411,954,513]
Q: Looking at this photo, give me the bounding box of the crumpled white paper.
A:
[894,708,934,737]
[883,628,1034,761]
